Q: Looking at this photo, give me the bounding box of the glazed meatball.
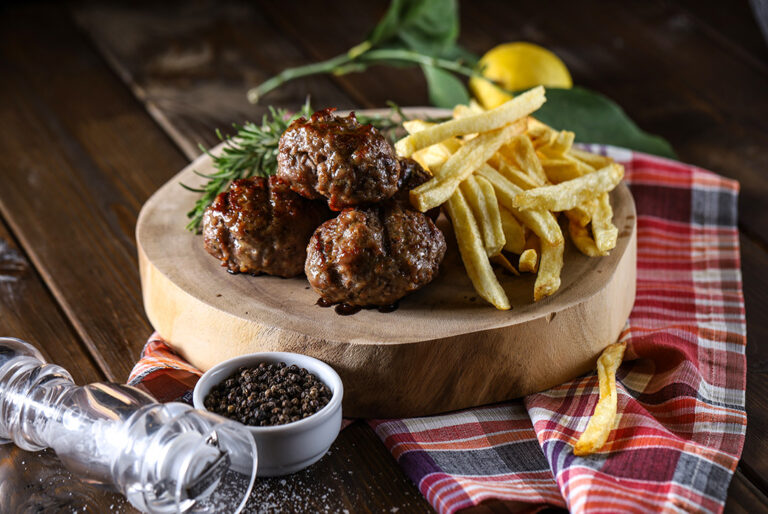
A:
[305,204,447,306]
[277,109,401,210]
[203,176,331,277]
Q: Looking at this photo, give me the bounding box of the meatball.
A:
[305,204,446,306]
[203,176,330,277]
[394,157,431,204]
[277,109,401,210]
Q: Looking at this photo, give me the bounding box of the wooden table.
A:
[0,1,766,512]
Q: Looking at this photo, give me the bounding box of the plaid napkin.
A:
[129,147,746,513]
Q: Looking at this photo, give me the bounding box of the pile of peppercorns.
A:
[204,362,332,426]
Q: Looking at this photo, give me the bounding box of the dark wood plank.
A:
[0,2,193,381]
[72,0,357,159]
[725,469,768,513]
[670,0,768,65]
[0,447,136,513]
[246,421,431,513]
[739,234,768,493]
[0,216,103,385]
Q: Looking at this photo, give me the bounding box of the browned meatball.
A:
[203,176,331,277]
[305,204,446,306]
[277,109,401,211]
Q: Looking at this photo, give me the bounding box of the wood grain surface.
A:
[0,0,765,512]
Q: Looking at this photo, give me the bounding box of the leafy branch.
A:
[182,101,313,232]
[247,0,480,109]
[182,100,432,232]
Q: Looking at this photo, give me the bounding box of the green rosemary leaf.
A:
[182,99,414,233]
[182,102,313,233]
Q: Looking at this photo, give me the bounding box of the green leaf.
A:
[368,0,459,55]
[422,64,470,109]
[533,87,676,159]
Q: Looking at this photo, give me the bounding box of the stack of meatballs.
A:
[202,109,447,307]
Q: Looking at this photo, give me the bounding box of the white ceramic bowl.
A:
[193,352,343,477]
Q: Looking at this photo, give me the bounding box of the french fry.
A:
[476,165,564,246]
[445,190,510,310]
[541,155,595,184]
[519,249,538,273]
[508,134,548,185]
[568,219,604,257]
[538,129,575,157]
[565,199,596,228]
[574,342,627,456]
[402,119,435,134]
[411,139,462,172]
[499,207,526,254]
[534,239,564,301]
[452,101,485,119]
[400,96,625,311]
[569,147,614,169]
[513,163,624,212]
[491,253,519,276]
[461,175,505,257]
[591,193,619,253]
[395,86,545,157]
[410,121,526,212]
[527,117,555,145]
[489,154,541,190]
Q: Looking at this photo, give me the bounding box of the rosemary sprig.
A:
[182,102,313,232]
[182,101,437,233]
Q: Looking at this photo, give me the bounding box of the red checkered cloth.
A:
[129,147,746,513]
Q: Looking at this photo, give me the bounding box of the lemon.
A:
[470,42,572,109]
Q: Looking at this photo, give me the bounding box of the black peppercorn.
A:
[204,362,332,427]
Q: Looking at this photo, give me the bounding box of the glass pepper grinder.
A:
[0,337,257,513]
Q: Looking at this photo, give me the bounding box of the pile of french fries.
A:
[395,86,624,310]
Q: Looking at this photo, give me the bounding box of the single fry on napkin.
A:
[574,341,626,456]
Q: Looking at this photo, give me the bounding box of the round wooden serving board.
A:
[137,108,637,418]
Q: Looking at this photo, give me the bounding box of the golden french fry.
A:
[565,199,596,228]
[519,248,538,273]
[541,155,595,184]
[402,119,435,134]
[513,163,624,212]
[461,175,505,257]
[499,207,526,254]
[491,253,519,276]
[538,130,575,157]
[452,101,485,119]
[445,189,510,310]
[509,134,548,185]
[534,239,564,301]
[569,147,614,169]
[574,342,627,456]
[499,161,542,190]
[476,165,564,246]
[410,121,526,212]
[395,87,544,157]
[527,117,555,145]
[411,139,462,173]
[488,154,540,190]
[568,219,604,257]
[592,193,619,253]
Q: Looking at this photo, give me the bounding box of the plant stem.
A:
[247,52,354,103]
[359,48,477,77]
[247,46,513,104]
